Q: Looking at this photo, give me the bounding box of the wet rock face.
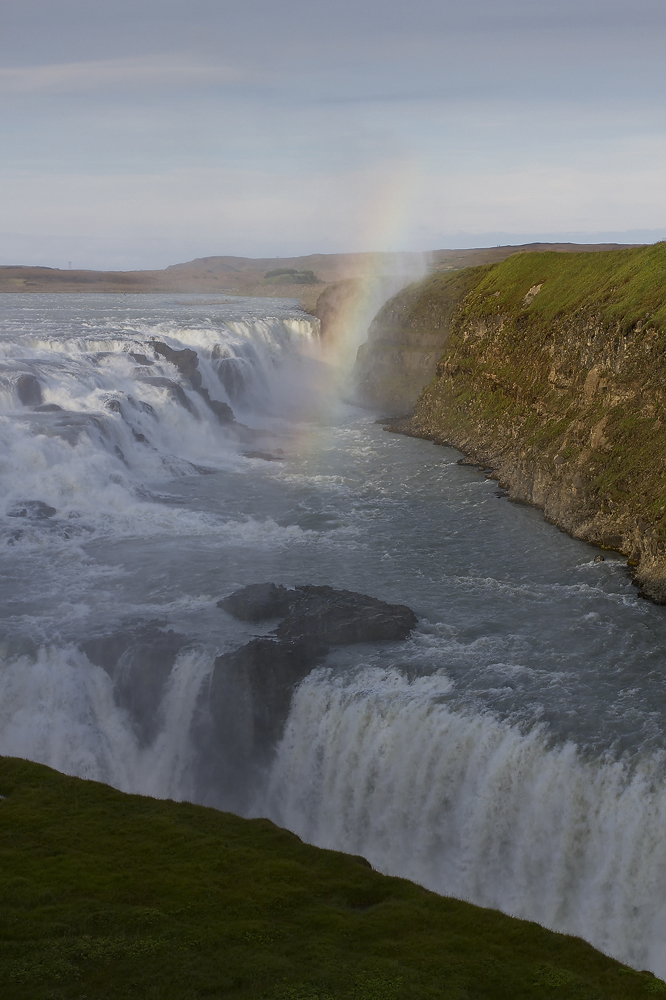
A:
[217,582,296,621]
[276,584,417,646]
[8,500,57,519]
[152,342,202,388]
[195,584,418,811]
[16,374,43,406]
[81,623,191,746]
[151,341,234,424]
[220,582,417,644]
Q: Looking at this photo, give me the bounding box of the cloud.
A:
[0,56,245,96]
[1,0,664,266]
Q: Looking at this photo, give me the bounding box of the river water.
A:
[2,293,666,974]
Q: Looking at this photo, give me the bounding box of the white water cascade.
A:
[0,295,322,542]
[3,292,666,978]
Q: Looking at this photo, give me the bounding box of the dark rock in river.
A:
[81,622,191,746]
[8,500,57,519]
[139,377,198,415]
[243,450,285,461]
[277,584,418,647]
[196,385,234,424]
[197,582,419,811]
[220,581,417,647]
[218,582,296,621]
[152,342,202,387]
[151,342,234,423]
[16,374,43,406]
[212,637,318,750]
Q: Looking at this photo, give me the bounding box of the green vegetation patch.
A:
[264,269,320,285]
[458,243,666,334]
[0,756,663,999]
[400,244,666,561]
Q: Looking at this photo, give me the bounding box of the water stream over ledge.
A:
[2,294,666,974]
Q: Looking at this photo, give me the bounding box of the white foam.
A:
[0,645,213,801]
[0,304,322,543]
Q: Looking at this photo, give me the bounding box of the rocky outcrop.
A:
[195,584,417,808]
[8,500,56,520]
[151,341,234,423]
[272,584,417,646]
[16,373,43,406]
[217,582,295,620]
[310,279,362,340]
[215,583,417,701]
[81,622,191,745]
[371,245,666,601]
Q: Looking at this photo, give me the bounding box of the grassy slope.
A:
[1,758,664,1000]
[458,244,666,332]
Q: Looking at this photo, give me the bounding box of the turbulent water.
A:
[3,293,666,975]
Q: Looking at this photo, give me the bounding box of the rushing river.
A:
[2,293,666,975]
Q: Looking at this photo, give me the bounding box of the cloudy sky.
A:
[2,0,665,269]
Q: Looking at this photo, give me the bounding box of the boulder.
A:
[80,622,191,745]
[16,374,43,406]
[219,581,417,646]
[196,385,234,424]
[276,584,417,647]
[197,583,418,810]
[152,342,202,388]
[8,500,57,519]
[217,582,296,621]
[151,342,234,423]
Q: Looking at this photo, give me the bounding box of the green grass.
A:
[371,265,492,337]
[458,243,666,334]
[0,756,664,1000]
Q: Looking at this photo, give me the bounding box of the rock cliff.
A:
[363,244,666,601]
[354,268,487,414]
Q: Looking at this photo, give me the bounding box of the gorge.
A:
[2,252,666,988]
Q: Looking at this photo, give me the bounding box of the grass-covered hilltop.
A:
[1,756,664,1000]
[355,244,666,602]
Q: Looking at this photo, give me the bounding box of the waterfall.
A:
[0,298,321,541]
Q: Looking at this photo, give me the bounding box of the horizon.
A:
[0,236,658,275]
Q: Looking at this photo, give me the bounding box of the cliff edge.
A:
[368,244,666,601]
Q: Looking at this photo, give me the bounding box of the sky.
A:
[1,0,666,270]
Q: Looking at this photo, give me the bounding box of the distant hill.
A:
[0,243,643,310]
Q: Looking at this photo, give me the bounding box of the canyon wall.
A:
[359,244,666,601]
[353,268,487,414]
